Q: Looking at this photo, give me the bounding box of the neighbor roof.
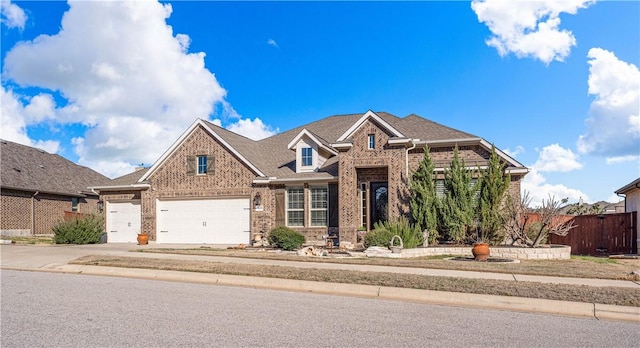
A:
[0,139,112,196]
[615,177,640,194]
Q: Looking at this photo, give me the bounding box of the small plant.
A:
[363,228,394,248]
[267,227,305,251]
[53,214,105,244]
[373,217,424,249]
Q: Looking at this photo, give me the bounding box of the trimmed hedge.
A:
[53,214,105,244]
[268,227,305,251]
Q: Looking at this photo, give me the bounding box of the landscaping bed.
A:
[135,247,640,281]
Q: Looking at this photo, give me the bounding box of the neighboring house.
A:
[0,139,112,236]
[89,110,528,244]
[615,177,640,253]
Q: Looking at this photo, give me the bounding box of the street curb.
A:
[5,264,638,323]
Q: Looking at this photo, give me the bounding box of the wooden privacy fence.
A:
[547,212,637,256]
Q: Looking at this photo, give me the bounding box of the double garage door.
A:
[156,198,250,244]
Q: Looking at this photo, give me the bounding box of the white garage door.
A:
[106,201,141,243]
[156,198,250,244]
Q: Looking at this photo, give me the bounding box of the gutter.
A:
[405,140,417,184]
[88,184,151,192]
[257,176,339,185]
[31,191,39,236]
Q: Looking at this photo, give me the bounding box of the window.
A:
[286,187,304,227]
[368,134,375,149]
[360,183,367,228]
[310,186,328,226]
[436,178,478,198]
[301,147,313,167]
[71,198,78,212]
[197,155,207,175]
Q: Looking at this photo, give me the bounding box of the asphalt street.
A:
[2,270,639,348]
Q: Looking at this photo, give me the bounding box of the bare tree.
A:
[502,191,577,247]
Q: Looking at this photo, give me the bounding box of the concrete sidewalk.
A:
[1,243,639,322]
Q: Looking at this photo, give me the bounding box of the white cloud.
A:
[577,48,640,159]
[532,144,583,172]
[2,0,230,178]
[521,168,588,208]
[471,0,593,64]
[226,118,278,140]
[0,86,60,153]
[605,155,640,165]
[267,38,279,48]
[504,145,524,158]
[1,0,26,30]
[521,143,587,207]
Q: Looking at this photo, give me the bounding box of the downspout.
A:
[405,140,417,185]
[31,191,39,236]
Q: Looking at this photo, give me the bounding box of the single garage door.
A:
[106,201,141,243]
[156,198,250,244]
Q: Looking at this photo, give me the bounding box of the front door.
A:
[369,182,388,228]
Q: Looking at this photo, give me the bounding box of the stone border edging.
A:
[400,245,571,260]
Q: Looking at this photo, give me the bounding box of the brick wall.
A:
[338,119,407,243]
[142,125,256,240]
[1,188,99,236]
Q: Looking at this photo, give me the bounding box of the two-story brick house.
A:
[90,110,528,245]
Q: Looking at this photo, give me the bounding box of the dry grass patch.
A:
[72,255,640,307]
[136,248,640,281]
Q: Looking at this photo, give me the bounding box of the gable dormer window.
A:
[368,134,375,149]
[197,155,208,174]
[301,147,313,167]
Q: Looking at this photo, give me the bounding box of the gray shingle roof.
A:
[110,168,150,186]
[205,111,481,179]
[1,139,112,196]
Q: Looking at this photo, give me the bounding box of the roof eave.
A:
[615,177,640,194]
[0,185,90,198]
[88,184,151,192]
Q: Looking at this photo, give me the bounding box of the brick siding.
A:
[1,188,99,236]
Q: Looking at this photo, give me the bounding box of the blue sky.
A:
[1,0,638,206]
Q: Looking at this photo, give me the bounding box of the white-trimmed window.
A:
[310,186,328,226]
[286,187,304,227]
[197,155,208,175]
[301,147,313,167]
[368,134,375,149]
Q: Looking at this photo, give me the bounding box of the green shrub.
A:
[53,214,105,244]
[267,226,305,251]
[373,216,424,249]
[363,228,394,248]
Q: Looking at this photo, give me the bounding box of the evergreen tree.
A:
[441,146,478,243]
[409,147,439,245]
[476,145,510,244]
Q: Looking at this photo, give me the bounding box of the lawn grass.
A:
[135,247,640,281]
[71,254,640,307]
[1,235,54,244]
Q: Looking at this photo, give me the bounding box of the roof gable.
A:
[336,110,405,142]
[139,119,266,182]
[287,129,338,156]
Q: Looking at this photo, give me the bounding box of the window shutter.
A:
[275,189,285,227]
[328,183,339,227]
[206,155,215,175]
[186,156,195,176]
